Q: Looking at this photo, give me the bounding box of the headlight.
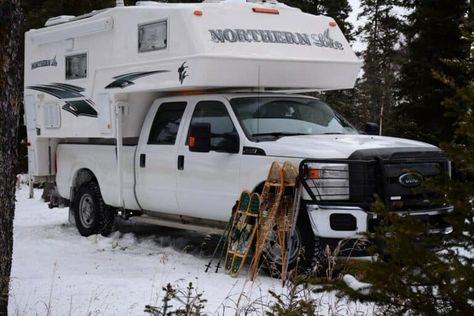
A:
[306,163,349,201]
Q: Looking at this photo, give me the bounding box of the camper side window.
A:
[138,20,167,53]
[66,53,87,80]
[148,102,187,145]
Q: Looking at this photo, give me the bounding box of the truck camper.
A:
[24,0,453,273]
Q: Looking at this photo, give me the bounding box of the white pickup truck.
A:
[24,1,452,272]
[56,92,452,271]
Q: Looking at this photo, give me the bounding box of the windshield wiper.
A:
[252,132,311,139]
[323,132,345,135]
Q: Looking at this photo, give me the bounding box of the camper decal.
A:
[178,62,188,85]
[27,83,98,118]
[209,28,344,50]
[31,57,58,70]
[61,100,98,118]
[105,71,169,89]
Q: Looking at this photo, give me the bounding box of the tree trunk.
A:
[0,1,22,314]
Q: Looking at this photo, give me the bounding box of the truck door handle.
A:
[178,155,184,170]
[140,154,146,168]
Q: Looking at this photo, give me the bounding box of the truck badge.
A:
[399,172,423,188]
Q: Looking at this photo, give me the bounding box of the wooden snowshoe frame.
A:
[225,191,250,274]
[225,192,260,277]
[277,162,299,281]
[249,161,285,280]
[223,161,300,281]
[249,161,299,281]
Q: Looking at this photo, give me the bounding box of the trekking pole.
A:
[205,201,237,272]
[214,219,233,272]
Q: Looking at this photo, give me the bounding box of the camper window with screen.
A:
[138,20,167,52]
[65,53,87,80]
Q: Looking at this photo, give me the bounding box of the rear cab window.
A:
[148,102,187,145]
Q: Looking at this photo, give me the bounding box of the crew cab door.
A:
[176,98,241,221]
[135,101,187,213]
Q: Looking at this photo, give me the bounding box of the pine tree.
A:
[321,0,353,42]
[394,0,470,144]
[436,2,474,252]
[356,0,402,134]
[0,1,22,314]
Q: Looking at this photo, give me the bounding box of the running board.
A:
[129,214,226,235]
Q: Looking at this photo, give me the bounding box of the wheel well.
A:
[73,169,96,191]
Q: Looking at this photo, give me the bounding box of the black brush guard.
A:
[299,154,453,233]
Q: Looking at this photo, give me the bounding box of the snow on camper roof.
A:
[26,1,361,95]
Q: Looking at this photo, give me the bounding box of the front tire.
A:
[73,182,114,237]
[261,209,328,277]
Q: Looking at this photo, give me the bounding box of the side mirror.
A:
[216,133,240,154]
[189,123,211,153]
[364,122,380,136]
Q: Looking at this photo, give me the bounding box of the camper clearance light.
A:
[252,8,279,15]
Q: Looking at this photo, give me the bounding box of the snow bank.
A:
[9,186,372,315]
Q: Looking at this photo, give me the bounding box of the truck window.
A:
[189,101,238,149]
[148,102,186,145]
[230,97,358,141]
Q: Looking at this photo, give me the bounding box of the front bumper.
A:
[306,203,453,256]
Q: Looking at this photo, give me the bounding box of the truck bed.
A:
[56,144,140,210]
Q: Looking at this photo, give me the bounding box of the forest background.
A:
[1,0,473,315]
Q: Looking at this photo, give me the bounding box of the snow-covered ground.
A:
[9,186,371,315]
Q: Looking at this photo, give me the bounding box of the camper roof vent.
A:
[136,1,164,6]
[45,15,75,27]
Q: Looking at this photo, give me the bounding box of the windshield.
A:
[230,97,358,142]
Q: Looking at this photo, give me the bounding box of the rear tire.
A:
[73,182,114,237]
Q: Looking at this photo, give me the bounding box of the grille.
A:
[300,147,450,210]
